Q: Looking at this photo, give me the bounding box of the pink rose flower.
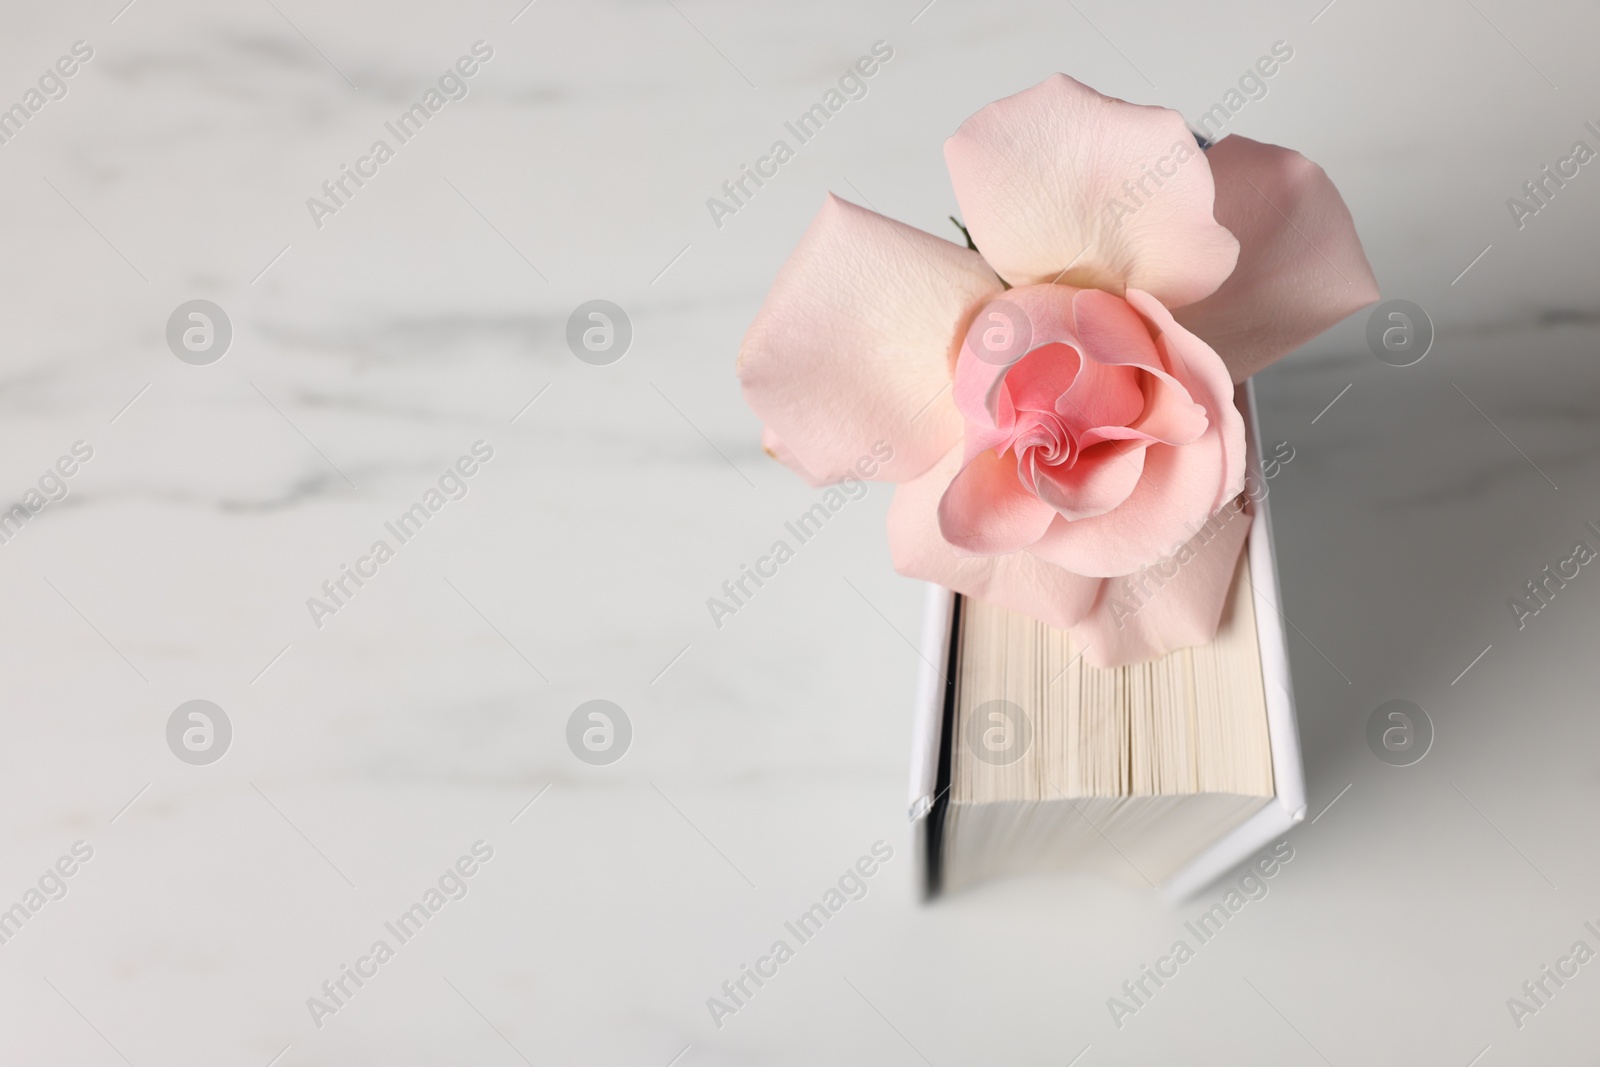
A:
[737,74,1378,666]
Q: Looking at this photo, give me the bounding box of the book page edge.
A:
[1162,379,1308,901]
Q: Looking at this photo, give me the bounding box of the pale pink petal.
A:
[738,194,1003,484]
[1007,411,1073,477]
[1033,441,1146,521]
[937,447,1056,554]
[1005,343,1082,415]
[1072,286,1162,366]
[1124,289,1246,503]
[1174,135,1381,382]
[1071,497,1252,667]
[760,426,830,487]
[1055,354,1143,436]
[1073,289,1207,444]
[952,285,1078,431]
[944,74,1239,305]
[1131,373,1208,445]
[889,446,1101,630]
[960,393,1016,462]
[1027,434,1224,577]
[1077,424,1158,449]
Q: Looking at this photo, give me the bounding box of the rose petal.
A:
[1033,440,1147,521]
[738,194,1003,484]
[1124,289,1246,504]
[760,425,830,487]
[1072,286,1161,366]
[937,446,1056,555]
[890,446,1101,630]
[1071,496,1252,667]
[1026,435,1224,577]
[1174,135,1381,382]
[1077,424,1157,449]
[952,285,1079,433]
[1073,288,1208,444]
[1055,354,1144,437]
[1005,343,1083,415]
[1131,373,1208,445]
[944,74,1239,305]
[1008,410,1072,473]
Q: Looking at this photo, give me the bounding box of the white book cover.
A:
[908,379,1307,902]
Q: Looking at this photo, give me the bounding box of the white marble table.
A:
[3,0,1600,1063]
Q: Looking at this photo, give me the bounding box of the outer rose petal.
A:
[760,426,829,488]
[1070,496,1252,667]
[739,194,1003,484]
[1072,286,1161,367]
[1027,435,1224,577]
[1175,135,1381,382]
[1124,289,1246,508]
[937,447,1056,555]
[890,446,1100,630]
[944,74,1239,306]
